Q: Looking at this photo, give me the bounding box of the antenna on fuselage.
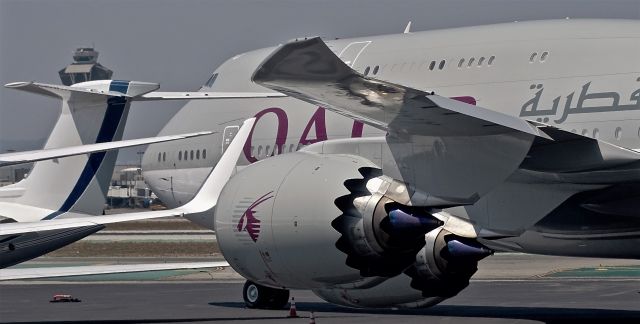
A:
[403,21,412,34]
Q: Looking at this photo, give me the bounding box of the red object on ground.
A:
[50,294,81,303]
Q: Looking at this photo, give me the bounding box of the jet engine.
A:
[215,151,491,308]
[313,227,491,308]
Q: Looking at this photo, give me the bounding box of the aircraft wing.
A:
[0,131,213,167]
[252,37,542,138]
[253,37,640,182]
[6,81,285,102]
[0,262,229,280]
[0,118,255,237]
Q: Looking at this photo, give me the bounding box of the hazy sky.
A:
[1,0,639,162]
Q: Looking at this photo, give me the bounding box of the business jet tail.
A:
[2,80,158,219]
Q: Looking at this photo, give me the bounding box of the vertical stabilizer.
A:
[5,80,159,220]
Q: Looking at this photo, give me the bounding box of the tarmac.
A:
[2,216,639,323]
[1,279,639,324]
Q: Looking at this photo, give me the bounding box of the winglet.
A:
[178,117,256,213]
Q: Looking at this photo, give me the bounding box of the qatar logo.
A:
[237,191,274,242]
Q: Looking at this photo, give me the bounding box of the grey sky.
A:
[1,0,639,162]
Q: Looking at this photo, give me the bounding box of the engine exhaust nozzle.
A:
[383,209,443,235]
[446,238,493,260]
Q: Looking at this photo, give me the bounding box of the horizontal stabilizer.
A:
[138,91,286,101]
[0,131,214,167]
[5,81,285,101]
[5,80,159,99]
[0,262,229,280]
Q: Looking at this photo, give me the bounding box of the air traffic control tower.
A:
[58,47,113,85]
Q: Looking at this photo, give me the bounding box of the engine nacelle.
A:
[313,227,492,308]
[216,152,441,289]
[313,274,444,309]
[216,151,492,305]
[216,152,372,288]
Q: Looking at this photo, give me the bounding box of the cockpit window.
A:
[204,73,219,87]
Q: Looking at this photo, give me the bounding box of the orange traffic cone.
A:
[287,297,299,318]
[309,311,316,324]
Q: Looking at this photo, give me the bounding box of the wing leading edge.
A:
[0,131,213,167]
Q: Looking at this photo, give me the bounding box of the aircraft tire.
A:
[242,280,289,309]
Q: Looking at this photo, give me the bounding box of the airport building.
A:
[58,47,113,86]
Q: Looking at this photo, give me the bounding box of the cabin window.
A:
[190,150,194,160]
[592,128,599,139]
[478,57,485,66]
[184,151,188,160]
[364,66,370,76]
[429,61,436,70]
[203,149,207,159]
[458,58,465,68]
[467,57,475,67]
[372,65,379,75]
[529,52,537,62]
[157,153,161,162]
[178,151,182,161]
[162,152,166,162]
[615,127,622,140]
[438,60,445,70]
[258,146,263,157]
[488,55,495,66]
[196,150,200,159]
[581,129,589,136]
[540,51,549,62]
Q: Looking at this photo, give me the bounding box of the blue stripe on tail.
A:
[43,81,130,220]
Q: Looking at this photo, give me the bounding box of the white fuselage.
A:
[142,19,640,229]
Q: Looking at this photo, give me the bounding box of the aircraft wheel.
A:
[242,280,289,309]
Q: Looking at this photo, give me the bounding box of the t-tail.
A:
[1,80,159,221]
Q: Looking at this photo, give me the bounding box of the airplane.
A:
[0,79,269,269]
[0,116,255,279]
[138,19,640,309]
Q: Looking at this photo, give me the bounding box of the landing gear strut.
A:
[242,280,289,309]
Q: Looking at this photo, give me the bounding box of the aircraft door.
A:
[222,125,240,153]
[338,41,371,67]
